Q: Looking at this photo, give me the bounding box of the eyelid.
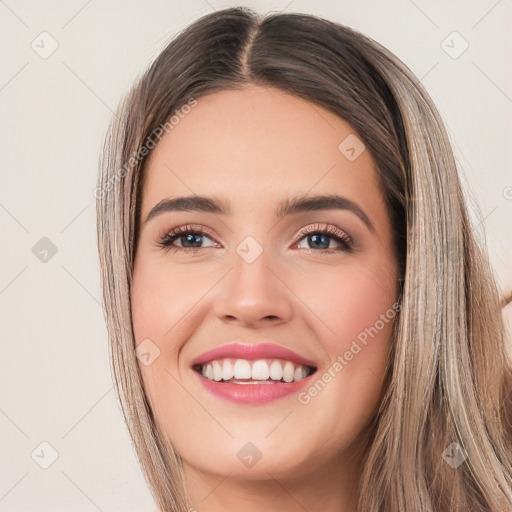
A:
[165,223,217,239]
[294,223,353,247]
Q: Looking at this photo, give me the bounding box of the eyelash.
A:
[155,223,354,255]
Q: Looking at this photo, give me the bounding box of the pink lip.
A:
[193,371,316,404]
[191,342,318,368]
[190,342,318,404]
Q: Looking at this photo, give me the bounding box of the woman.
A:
[95,7,512,512]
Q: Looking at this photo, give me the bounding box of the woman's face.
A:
[131,85,399,487]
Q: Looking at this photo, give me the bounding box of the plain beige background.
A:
[0,1,511,510]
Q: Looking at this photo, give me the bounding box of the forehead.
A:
[141,85,382,219]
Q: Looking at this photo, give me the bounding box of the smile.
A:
[190,342,318,403]
[193,357,315,383]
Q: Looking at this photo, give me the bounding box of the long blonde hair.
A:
[96,7,512,511]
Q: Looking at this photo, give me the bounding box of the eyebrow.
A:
[144,193,375,233]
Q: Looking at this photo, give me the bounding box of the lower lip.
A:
[193,370,315,404]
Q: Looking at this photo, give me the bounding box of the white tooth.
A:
[213,360,223,381]
[251,360,270,380]
[269,360,283,381]
[206,363,213,380]
[222,359,234,381]
[233,359,252,379]
[294,365,307,381]
[283,361,295,383]
[201,364,207,377]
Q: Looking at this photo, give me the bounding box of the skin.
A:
[131,85,399,512]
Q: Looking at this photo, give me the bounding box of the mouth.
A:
[191,357,318,404]
[190,342,319,403]
[192,357,318,384]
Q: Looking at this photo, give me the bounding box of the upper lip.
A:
[191,342,318,369]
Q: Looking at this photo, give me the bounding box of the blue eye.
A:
[294,224,353,254]
[156,225,218,252]
[156,223,354,254]
[296,232,352,253]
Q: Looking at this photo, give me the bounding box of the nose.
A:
[212,246,293,328]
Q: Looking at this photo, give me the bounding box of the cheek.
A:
[130,257,204,413]
[130,256,205,343]
[130,254,218,405]
[292,259,396,372]
[289,262,396,447]
[297,260,397,424]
